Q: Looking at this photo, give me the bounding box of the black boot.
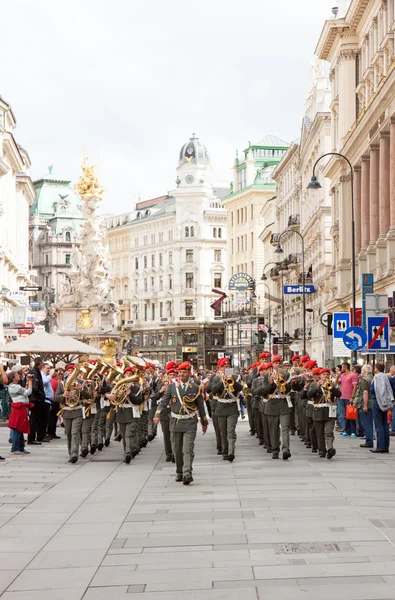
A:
[104,438,110,447]
[90,445,96,455]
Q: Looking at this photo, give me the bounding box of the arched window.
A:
[218,228,222,238]
[185,226,190,238]
[190,226,195,237]
[65,231,71,242]
[136,212,141,219]
[213,228,217,238]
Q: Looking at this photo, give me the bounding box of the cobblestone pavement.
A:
[1,422,395,599]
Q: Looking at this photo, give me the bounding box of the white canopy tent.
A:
[0,331,103,364]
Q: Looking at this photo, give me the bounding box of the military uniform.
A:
[56,379,91,463]
[263,366,292,460]
[206,376,223,455]
[254,372,272,452]
[116,382,145,463]
[147,375,161,441]
[156,378,207,483]
[312,379,341,458]
[209,374,242,461]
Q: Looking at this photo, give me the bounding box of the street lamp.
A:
[307,152,356,362]
[275,229,306,356]
[255,281,272,354]
[262,261,288,357]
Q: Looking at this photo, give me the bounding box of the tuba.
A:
[63,364,84,408]
[111,374,140,407]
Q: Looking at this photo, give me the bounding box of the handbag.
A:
[346,404,358,420]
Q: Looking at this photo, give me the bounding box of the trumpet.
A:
[274,373,287,394]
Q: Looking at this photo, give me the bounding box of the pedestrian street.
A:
[0,423,395,599]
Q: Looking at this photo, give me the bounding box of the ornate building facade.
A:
[106,135,228,368]
[222,135,288,366]
[0,95,35,342]
[271,60,333,364]
[29,169,84,330]
[316,0,395,320]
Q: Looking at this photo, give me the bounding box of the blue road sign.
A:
[283,285,315,294]
[367,315,390,351]
[333,312,350,339]
[343,326,367,351]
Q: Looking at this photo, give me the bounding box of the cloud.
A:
[3,0,331,213]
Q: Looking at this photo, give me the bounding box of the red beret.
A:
[124,366,135,374]
[300,355,310,364]
[178,361,192,371]
[258,364,268,371]
[166,361,178,371]
[291,355,300,361]
[88,359,96,365]
[272,355,282,363]
[116,361,123,367]
[312,368,321,375]
[265,362,273,369]
[307,360,317,369]
[320,368,330,374]
[259,352,271,359]
[65,364,75,371]
[217,358,229,368]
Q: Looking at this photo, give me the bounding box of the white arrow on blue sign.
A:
[343,326,367,351]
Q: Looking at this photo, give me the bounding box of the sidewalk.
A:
[0,423,395,599]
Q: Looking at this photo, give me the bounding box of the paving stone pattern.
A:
[1,422,395,599]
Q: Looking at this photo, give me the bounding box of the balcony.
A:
[288,214,300,229]
[270,233,280,246]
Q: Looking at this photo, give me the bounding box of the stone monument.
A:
[54,159,119,346]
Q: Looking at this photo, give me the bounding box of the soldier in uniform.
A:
[262,355,292,460]
[255,363,272,452]
[114,366,145,464]
[208,359,242,462]
[297,355,310,440]
[289,355,301,435]
[244,364,255,436]
[55,364,92,464]
[154,361,208,485]
[158,362,178,462]
[147,366,161,442]
[206,360,225,455]
[303,363,319,453]
[311,367,341,458]
[244,362,259,438]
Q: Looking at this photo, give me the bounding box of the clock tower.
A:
[176,134,212,188]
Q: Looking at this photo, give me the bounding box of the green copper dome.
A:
[31,170,82,218]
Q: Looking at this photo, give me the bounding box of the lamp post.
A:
[307,152,356,362]
[255,281,272,354]
[262,261,288,357]
[275,229,306,356]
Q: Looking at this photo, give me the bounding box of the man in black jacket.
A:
[28,356,47,445]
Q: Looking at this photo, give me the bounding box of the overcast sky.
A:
[4,0,331,214]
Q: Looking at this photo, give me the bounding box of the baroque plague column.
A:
[54,160,119,348]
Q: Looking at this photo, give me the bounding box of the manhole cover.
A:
[275,541,353,555]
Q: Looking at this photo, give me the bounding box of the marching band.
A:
[45,352,344,480]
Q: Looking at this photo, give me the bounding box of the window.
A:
[159,276,163,290]
[159,253,163,266]
[160,302,163,318]
[244,207,247,221]
[218,228,222,238]
[144,256,147,268]
[169,274,173,290]
[213,227,217,238]
[169,251,173,265]
[231,239,234,254]
[231,212,234,227]
[144,278,147,292]
[186,249,193,262]
[45,255,49,265]
[151,277,155,290]
[151,255,155,267]
[135,237,139,248]
[134,279,138,293]
[186,273,194,288]
[237,238,240,253]
[45,275,49,288]
[185,301,194,316]
[237,209,240,225]
[159,232,163,243]
[65,254,71,265]
[251,204,254,219]
[251,261,254,274]
[144,304,148,321]
[183,331,198,345]
[124,285,128,299]
[133,305,138,320]
[135,257,139,270]
[237,169,247,190]
[214,273,222,288]
[65,231,71,242]
[214,249,221,262]
[168,230,173,241]
[151,234,155,244]
[251,232,254,249]
[152,303,155,320]
[143,235,148,245]
[185,226,190,238]
[167,329,174,343]
[190,226,195,237]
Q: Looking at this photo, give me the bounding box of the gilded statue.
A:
[75,158,104,202]
[100,338,117,364]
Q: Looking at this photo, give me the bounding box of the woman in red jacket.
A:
[8,371,33,455]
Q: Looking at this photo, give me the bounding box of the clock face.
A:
[185,175,194,184]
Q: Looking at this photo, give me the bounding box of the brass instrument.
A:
[110,355,149,408]
[57,363,86,415]
[274,372,287,394]
[112,375,140,407]
[224,376,235,394]
[323,379,333,401]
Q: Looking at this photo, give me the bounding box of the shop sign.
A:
[182,347,198,353]
[229,272,254,291]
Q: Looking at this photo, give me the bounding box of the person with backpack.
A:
[370,362,395,454]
